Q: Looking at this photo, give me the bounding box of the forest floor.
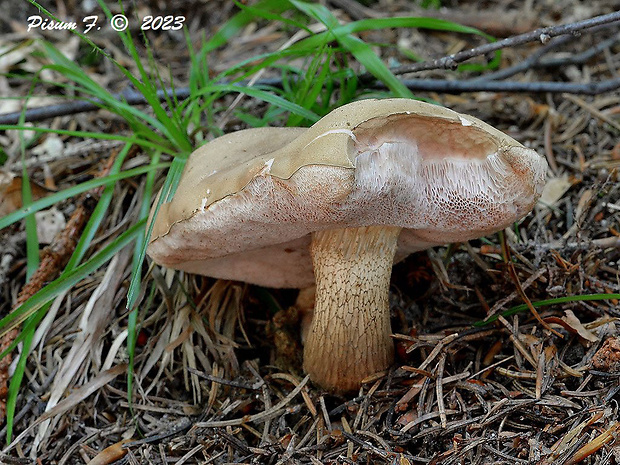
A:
[1,0,620,463]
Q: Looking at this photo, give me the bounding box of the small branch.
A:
[0,87,190,126]
[390,10,620,75]
[379,78,620,95]
[2,76,619,127]
[471,35,576,82]
[475,31,620,82]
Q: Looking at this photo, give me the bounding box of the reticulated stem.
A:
[303,225,401,392]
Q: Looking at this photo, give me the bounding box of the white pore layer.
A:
[351,141,525,234]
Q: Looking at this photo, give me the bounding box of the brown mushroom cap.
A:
[147,98,547,288]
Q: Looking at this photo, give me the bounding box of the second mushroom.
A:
[147,99,547,393]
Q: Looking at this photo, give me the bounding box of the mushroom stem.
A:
[303,225,400,392]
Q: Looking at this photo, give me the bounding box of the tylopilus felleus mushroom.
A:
[147,98,547,393]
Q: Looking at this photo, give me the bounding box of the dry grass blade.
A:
[174,444,205,465]
[0,195,97,412]
[563,94,620,132]
[435,353,448,428]
[31,249,131,452]
[535,344,558,399]
[410,333,460,369]
[4,364,126,453]
[0,150,120,418]
[498,315,538,368]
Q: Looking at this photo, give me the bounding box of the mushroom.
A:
[147,98,547,393]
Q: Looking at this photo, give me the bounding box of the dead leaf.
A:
[537,175,573,209]
[0,170,54,217]
[563,310,598,343]
[591,337,620,372]
[7,364,127,451]
[86,439,132,465]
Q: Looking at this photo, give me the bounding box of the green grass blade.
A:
[21,169,39,280]
[0,219,146,339]
[5,309,45,443]
[193,84,321,123]
[474,293,620,327]
[0,127,172,154]
[2,144,136,441]
[126,156,186,311]
[96,2,192,153]
[340,34,414,98]
[203,0,293,53]
[290,1,413,98]
[64,143,134,270]
[126,151,161,402]
[232,0,309,33]
[18,146,39,282]
[340,17,493,40]
[285,45,332,126]
[0,163,169,231]
[36,59,179,151]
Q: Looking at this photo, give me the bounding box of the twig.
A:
[0,87,189,126]
[382,78,620,94]
[475,31,620,82]
[3,76,620,127]
[390,11,620,75]
[473,35,575,82]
